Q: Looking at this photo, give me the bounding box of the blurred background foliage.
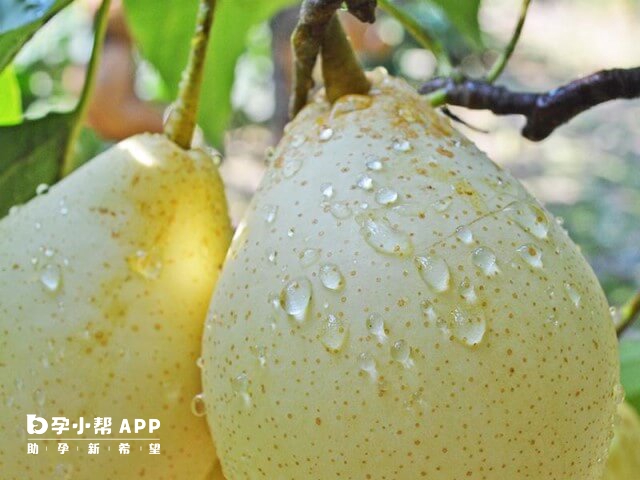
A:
[2,0,640,371]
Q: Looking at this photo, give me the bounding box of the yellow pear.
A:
[202,70,620,479]
[603,402,640,480]
[0,133,231,479]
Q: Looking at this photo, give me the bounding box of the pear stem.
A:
[321,15,371,104]
[290,0,376,117]
[60,0,111,178]
[617,291,640,337]
[164,0,217,150]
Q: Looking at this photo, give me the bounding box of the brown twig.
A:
[290,0,377,117]
[421,68,640,141]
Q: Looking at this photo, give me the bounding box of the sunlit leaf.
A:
[0,0,73,72]
[0,64,22,125]
[427,0,481,46]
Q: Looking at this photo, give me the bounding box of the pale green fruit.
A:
[0,134,231,479]
[603,402,640,480]
[202,70,620,479]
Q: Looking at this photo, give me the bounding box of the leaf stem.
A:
[485,0,531,83]
[377,0,452,75]
[164,0,217,150]
[60,0,111,178]
[617,291,640,337]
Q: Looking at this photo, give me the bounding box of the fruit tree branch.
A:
[290,0,376,116]
[420,67,640,141]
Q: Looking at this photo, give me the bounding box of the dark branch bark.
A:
[290,0,377,116]
[420,67,640,141]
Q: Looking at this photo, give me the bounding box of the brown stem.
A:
[321,15,370,104]
[617,291,640,338]
[289,0,377,117]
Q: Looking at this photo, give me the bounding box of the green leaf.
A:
[123,0,300,148]
[428,0,481,46]
[0,64,22,124]
[620,339,640,413]
[0,0,73,72]
[0,112,74,216]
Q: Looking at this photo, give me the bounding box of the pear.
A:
[603,402,640,480]
[0,133,231,479]
[202,70,620,479]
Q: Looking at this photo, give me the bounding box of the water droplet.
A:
[432,197,452,212]
[267,250,278,264]
[320,314,348,352]
[564,282,581,307]
[43,247,55,258]
[291,134,306,147]
[287,228,295,238]
[392,137,412,152]
[359,214,413,256]
[375,187,398,206]
[356,174,373,191]
[40,264,61,292]
[458,277,477,303]
[455,225,473,244]
[545,314,560,329]
[280,277,312,322]
[299,248,320,267]
[517,244,543,268]
[472,247,499,276]
[609,306,620,325]
[331,95,372,116]
[196,357,205,369]
[191,393,206,417]
[320,183,334,199]
[359,352,378,380]
[330,202,352,219]
[365,157,383,171]
[250,345,267,367]
[283,157,302,178]
[366,313,387,343]
[504,201,550,239]
[319,127,334,141]
[127,249,163,280]
[231,373,251,406]
[34,222,42,230]
[36,183,49,195]
[448,307,486,346]
[555,216,565,226]
[421,300,437,324]
[414,255,450,292]
[319,263,345,290]
[33,388,46,407]
[59,200,68,216]
[390,340,413,367]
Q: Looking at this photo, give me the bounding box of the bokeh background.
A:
[10,0,640,335]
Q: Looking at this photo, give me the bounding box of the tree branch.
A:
[420,67,640,141]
